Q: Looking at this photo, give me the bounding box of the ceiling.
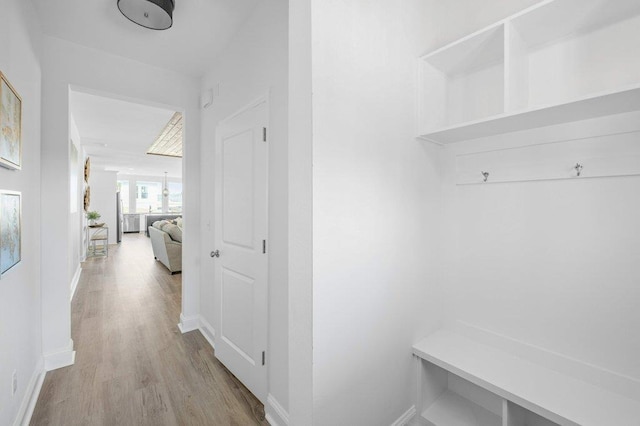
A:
[70,90,182,178]
[31,0,260,77]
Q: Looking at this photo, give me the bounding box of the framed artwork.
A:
[0,72,22,170]
[84,157,90,182]
[0,190,21,277]
[84,186,90,212]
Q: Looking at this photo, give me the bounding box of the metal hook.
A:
[574,163,583,177]
[481,171,489,182]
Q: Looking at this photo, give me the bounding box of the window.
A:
[167,182,182,213]
[136,182,162,213]
[117,180,130,213]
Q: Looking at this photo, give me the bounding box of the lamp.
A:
[117,0,175,30]
[163,172,170,197]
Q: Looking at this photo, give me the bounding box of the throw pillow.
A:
[153,220,169,229]
[167,224,182,243]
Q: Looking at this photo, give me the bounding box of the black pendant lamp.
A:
[118,0,175,30]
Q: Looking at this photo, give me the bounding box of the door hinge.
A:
[262,351,266,366]
[262,239,266,254]
[263,127,267,142]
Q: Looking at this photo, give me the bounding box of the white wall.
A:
[40,35,201,369]
[0,0,43,424]
[199,0,289,420]
[288,0,314,423]
[88,170,117,245]
[310,2,443,424]
[69,114,83,273]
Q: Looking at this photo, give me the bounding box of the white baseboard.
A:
[44,340,75,371]
[177,313,200,333]
[70,264,82,301]
[13,358,45,426]
[265,394,289,426]
[198,315,216,349]
[451,320,640,400]
[390,405,416,426]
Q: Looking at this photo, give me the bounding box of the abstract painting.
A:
[0,72,22,170]
[0,191,21,277]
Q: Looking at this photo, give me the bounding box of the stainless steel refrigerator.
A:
[116,191,123,243]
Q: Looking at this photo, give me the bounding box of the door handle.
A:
[210,250,220,258]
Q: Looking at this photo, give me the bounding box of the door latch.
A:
[210,250,220,258]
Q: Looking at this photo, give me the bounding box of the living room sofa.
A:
[148,220,182,273]
[145,213,182,237]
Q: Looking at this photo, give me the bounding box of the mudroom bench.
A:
[412,330,640,426]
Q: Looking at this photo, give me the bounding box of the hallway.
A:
[31,234,268,425]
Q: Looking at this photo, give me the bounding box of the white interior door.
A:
[213,98,268,403]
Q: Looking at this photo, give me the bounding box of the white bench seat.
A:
[413,330,640,426]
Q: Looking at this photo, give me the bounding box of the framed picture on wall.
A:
[0,72,22,170]
[0,190,21,278]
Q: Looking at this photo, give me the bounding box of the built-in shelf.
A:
[413,330,640,426]
[420,85,640,143]
[417,0,640,143]
[422,390,501,426]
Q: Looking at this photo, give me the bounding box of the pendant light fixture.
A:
[117,0,175,30]
[163,172,170,198]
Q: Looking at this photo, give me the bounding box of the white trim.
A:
[390,405,416,426]
[13,358,45,426]
[44,340,75,371]
[265,394,289,426]
[70,264,82,301]
[198,315,216,349]
[177,313,200,333]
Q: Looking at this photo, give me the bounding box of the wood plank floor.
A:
[31,233,268,426]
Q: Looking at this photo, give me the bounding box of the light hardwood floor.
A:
[31,233,268,426]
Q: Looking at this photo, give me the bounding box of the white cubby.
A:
[419,361,503,426]
[504,402,559,426]
[508,0,640,110]
[419,25,505,134]
[413,330,640,426]
[418,0,640,143]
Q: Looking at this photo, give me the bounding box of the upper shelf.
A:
[417,0,640,143]
[420,84,640,144]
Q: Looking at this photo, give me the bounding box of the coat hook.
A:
[481,171,489,182]
[574,163,583,177]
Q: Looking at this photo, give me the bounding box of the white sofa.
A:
[148,225,182,274]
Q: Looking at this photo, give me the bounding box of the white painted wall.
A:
[0,0,43,424]
[288,0,314,424]
[69,115,83,273]
[40,35,201,368]
[310,2,444,424]
[88,170,117,245]
[198,0,289,420]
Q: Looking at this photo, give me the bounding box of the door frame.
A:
[213,92,271,403]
